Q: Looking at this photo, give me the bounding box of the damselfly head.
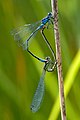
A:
[48,12,52,17]
[48,12,54,19]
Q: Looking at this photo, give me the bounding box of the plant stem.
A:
[51,0,66,120]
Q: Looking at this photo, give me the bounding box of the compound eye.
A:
[48,12,52,16]
[48,12,50,15]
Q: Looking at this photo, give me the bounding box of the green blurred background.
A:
[0,0,80,120]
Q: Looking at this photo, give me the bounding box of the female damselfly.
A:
[30,56,57,112]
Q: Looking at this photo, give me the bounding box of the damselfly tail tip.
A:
[30,104,37,113]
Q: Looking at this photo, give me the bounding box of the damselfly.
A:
[11,12,56,62]
[30,56,57,112]
[11,12,57,112]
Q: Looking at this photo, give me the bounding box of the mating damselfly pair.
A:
[11,12,57,112]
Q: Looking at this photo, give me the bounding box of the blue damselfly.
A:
[11,12,56,62]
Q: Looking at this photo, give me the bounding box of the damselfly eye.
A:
[48,12,52,16]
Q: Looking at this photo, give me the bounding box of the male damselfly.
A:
[11,12,55,62]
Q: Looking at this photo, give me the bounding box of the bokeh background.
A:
[0,0,80,120]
